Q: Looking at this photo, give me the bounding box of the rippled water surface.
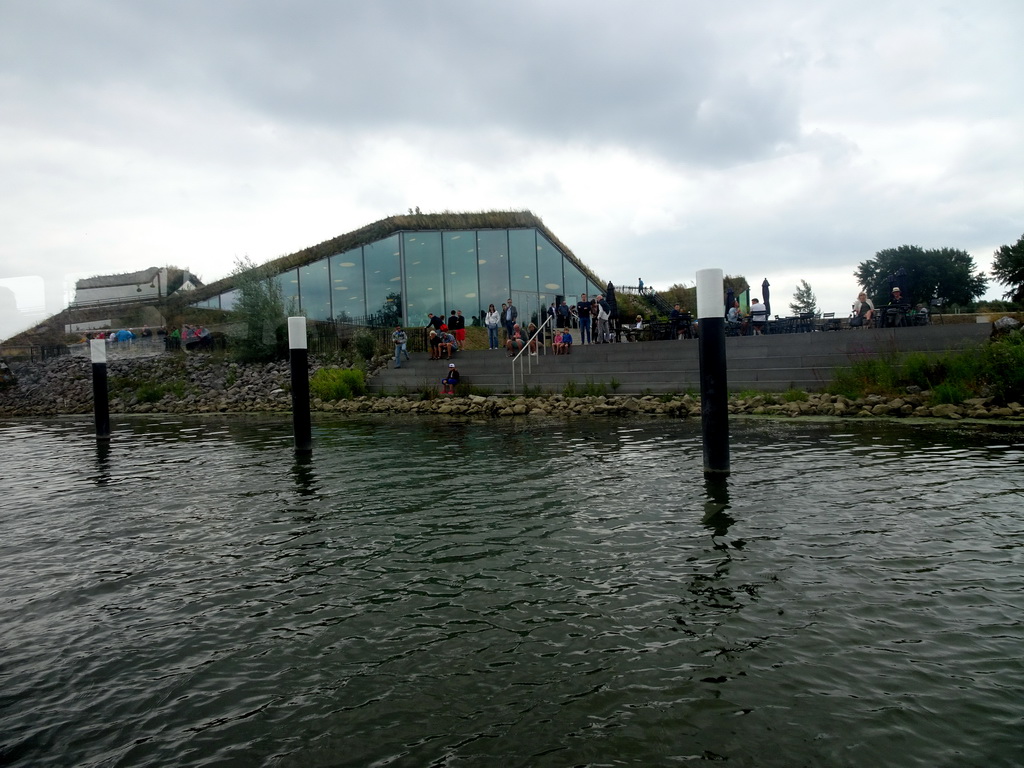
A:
[2,415,1022,767]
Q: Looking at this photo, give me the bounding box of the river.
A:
[2,415,1022,767]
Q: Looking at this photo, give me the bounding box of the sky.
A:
[2,0,1022,340]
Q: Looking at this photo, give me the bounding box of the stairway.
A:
[367,324,991,396]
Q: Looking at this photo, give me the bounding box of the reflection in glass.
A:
[537,233,564,296]
[331,247,365,322]
[563,261,587,299]
[404,233,444,326]
[477,230,509,317]
[198,225,604,332]
[509,229,538,296]
[300,259,332,321]
[275,269,300,314]
[443,231,480,322]
[364,235,402,326]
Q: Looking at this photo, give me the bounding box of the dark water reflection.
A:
[1,415,1022,767]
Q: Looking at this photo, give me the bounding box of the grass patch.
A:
[309,368,367,400]
[111,376,188,403]
[780,388,808,402]
[563,378,608,397]
[826,331,1024,405]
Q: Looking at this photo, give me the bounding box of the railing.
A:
[511,315,553,393]
[68,294,160,310]
[615,285,675,316]
[0,344,70,363]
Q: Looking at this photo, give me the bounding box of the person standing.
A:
[597,294,611,343]
[576,293,592,344]
[454,310,466,350]
[670,303,685,339]
[392,325,410,368]
[557,299,570,329]
[484,303,501,349]
[504,298,518,341]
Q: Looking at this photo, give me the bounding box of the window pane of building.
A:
[509,229,538,296]
[564,262,587,300]
[404,232,444,327]
[300,259,332,321]
[331,247,365,322]
[221,289,239,311]
[443,231,480,324]
[537,233,564,297]
[477,230,509,318]
[275,269,300,314]
[364,234,402,326]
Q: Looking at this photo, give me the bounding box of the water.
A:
[2,415,1022,767]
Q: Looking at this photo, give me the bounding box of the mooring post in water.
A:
[696,268,729,475]
[288,316,312,454]
[91,339,110,441]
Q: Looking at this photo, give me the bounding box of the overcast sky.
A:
[2,0,1022,339]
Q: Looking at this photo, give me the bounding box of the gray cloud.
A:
[1,0,1022,338]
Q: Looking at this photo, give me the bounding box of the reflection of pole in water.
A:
[702,475,732,533]
[92,440,112,487]
[290,453,318,497]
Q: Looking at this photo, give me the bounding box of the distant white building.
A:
[73,267,201,306]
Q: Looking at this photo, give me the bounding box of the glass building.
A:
[191,211,606,329]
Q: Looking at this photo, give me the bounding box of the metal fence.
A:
[0,344,70,363]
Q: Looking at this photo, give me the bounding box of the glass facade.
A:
[331,247,365,322]
[195,226,597,328]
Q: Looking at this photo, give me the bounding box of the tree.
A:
[991,234,1024,304]
[226,256,288,362]
[854,245,987,308]
[789,279,818,315]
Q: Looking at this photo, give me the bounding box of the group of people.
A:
[483,299,521,351]
[850,287,928,328]
[543,292,614,345]
[725,299,769,336]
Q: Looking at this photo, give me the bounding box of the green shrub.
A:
[309,368,366,400]
[781,388,808,402]
[980,329,1024,402]
[454,382,493,397]
[930,381,970,405]
[353,332,378,362]
[563,379,608,397]
[902,352,936,390]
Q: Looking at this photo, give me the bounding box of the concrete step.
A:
[367,324,991,395]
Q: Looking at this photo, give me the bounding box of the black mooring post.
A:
[91,339,110,441]
[697,269,729,476]
[288,317,312,454]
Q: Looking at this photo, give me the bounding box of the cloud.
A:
[0,0,1022,340]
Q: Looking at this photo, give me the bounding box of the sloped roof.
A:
[76,267,161,290]
[183,210,602,305]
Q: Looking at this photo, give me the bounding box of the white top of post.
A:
[696,269,724,320]
[287,317,307,350]
[90,339,107,364]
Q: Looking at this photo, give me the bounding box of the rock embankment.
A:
[1,354,1022,421]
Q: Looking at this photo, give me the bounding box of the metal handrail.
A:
[511,315,553,393]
